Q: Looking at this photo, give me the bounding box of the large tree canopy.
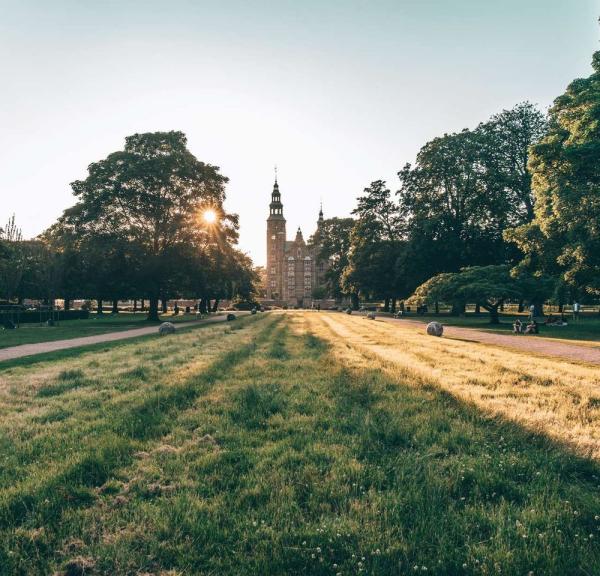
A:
[509,52,600,296]
[410,265,531,324]
[62,131,229,319]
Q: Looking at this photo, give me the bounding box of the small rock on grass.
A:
[426,321,444,337]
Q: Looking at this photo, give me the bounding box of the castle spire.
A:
[318,201,324,225]
[268,169,284,220]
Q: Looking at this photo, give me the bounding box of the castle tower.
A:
[266,177,286,300]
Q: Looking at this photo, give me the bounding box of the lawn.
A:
[0,312,211,349]
[0,311,598,575]
[392,312,600,343]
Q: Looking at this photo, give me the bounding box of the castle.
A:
[264,178,334,308]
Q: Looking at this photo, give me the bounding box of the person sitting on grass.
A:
[513,318,523,334]
[524,320,539,335]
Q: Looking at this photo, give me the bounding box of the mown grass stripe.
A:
[0,315,278,534]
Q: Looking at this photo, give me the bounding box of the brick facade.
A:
[265,179,332,308]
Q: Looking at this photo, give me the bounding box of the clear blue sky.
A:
[1,0,598,264]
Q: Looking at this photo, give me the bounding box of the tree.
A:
[479,102,548,226]
[311,217,355,300]
[397,103,547,293]
[410,265,529,324]
[65,131,229,320]
[343,181,405,310]
[509,51,600,296]
[0,215,24,302]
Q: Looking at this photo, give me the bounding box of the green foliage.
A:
[398,103,547,286]
[342,181,405,303]
[410,265,549,322]
[37,131,258,318]
[311,216,355,299]
[509,51,600,296]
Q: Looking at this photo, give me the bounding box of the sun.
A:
[202,209,217,224]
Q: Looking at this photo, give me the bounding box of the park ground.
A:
[0,311,599,575]
[398,311,600,343]
[0,312,208,349]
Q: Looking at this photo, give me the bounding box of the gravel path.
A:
[0,314,240,363]
[379,316,600,365]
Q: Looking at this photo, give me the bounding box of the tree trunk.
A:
[435,301,439,315]
[133,299,137,313]
[500,302,505,312]
[97,299,103,315]
[450,302,465,316]
[148,297,160,321]
[161,298,168,314]
[351,293,359,311]
[140,299,145,311]
[475,303,481,315]
[391,298,397,313]
[212,299,219,312]
[558,303,563,313]
[518,299,524,313]
[383,298,390,312]
[64,299,71,311]
[112,299,119,314]
[487,304,500,324]
[199,298,208,314]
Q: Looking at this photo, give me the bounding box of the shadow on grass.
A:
[0,315,256,371]
[0,315,277,536]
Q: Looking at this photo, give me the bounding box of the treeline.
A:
[316,49,600,319]
[0,132,257,320]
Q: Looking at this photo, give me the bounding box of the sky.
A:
[1,0,599,265]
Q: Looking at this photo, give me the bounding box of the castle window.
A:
[270,280,276,288]
[271,267,276,274]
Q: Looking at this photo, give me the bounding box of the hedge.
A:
[0,309,90,325]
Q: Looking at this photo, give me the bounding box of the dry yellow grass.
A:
[298,312,600,460]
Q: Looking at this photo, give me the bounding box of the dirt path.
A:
[377,316,600,365]
[0,314,244,363]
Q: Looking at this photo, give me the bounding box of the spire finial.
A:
[274,164,278,184]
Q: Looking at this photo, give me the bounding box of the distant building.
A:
[264,178,334,308]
